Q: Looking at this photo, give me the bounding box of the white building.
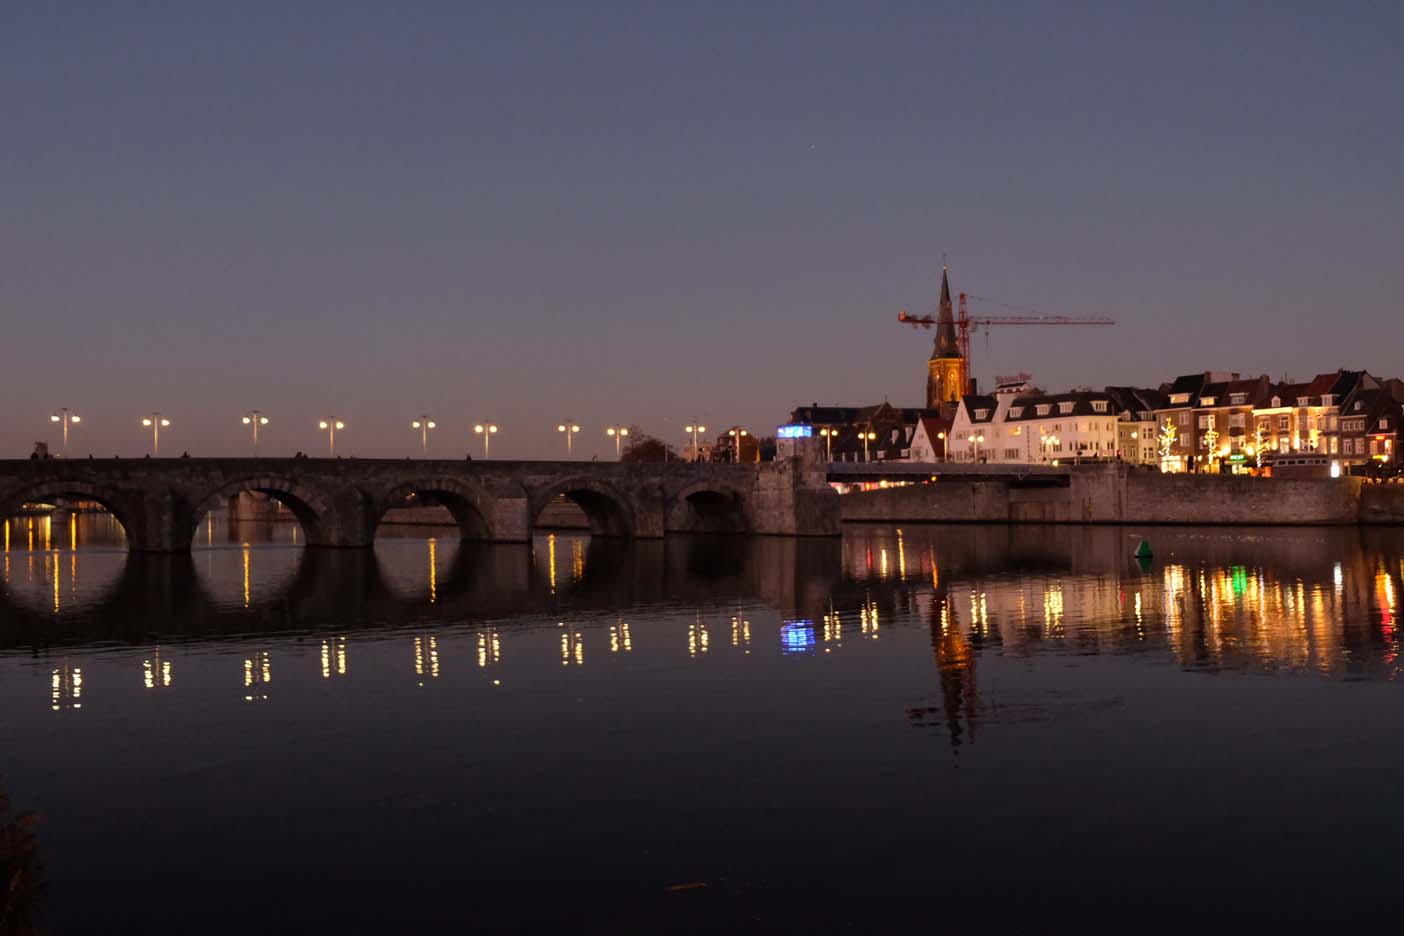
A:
[950,382,1157,464]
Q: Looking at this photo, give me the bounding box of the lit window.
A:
[1058,402,1073,414]
[1092,400,1108,413]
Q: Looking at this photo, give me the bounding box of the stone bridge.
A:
[0,448,839,552]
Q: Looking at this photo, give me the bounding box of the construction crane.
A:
[898,292,1116,377]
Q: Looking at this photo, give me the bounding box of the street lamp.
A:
[859,430,877,462]
[242,411,270,453]
[685,423,708,461]
[473,422,499,458]
[1040,433,1059,462]
[937,431,946,463]
[411,415,437,456]
[967,432,985,462]
[605,425,630,458]
[50,408,81,456]
[318,419,345,456]
[141,413,171,456]
[557,421,581,457]
[818,427,836,461]
[728,427,749,463]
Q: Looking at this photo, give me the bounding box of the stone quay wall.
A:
[841,464,1404,526]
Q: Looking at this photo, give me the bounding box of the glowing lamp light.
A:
[319,420,345,430]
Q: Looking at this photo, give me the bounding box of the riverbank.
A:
[840,464,1404,525]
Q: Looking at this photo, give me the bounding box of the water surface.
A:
[4,517,1404,930]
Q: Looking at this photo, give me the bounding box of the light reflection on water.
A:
[5,520,1404,929]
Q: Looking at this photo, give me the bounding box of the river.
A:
[3,516,1403,930]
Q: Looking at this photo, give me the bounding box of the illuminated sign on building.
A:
[776,424,813,439]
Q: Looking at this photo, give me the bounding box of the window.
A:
[1092,400,1108,413]
[974,408,989,420]
[1058,401,1074,414]
[1297,396,1311,407]
[1327,416,1338,430]
[1198,415,1211,429]
[1009,406,1023,418]
[1011,426,1022,436]
[1278,415,1289,430]
[1170,393,1190,404]
[1178,412,1189,425]
[1036,404,1050,416]
[1354,401,1364,411]
[1322,394,1336,407]
[1229,414,1245,428]
[1200,396,1216,406]
[1004,448,1020,460]
[1382,417,1391,429]
[1230,392,1247,405]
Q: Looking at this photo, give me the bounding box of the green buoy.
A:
[1134,538,1153,560]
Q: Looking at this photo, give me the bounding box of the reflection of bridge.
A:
[0,536,846,649]
[0,452,839,552]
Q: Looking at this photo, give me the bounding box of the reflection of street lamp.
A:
[605,425,630,458]
[473,422,498,458]
[685,423,707,460]
[411,415,437,455]
[242,410,269,453]
[557,421,581,457]
[318,419,345,456]
[937,431,946,463]
[728,427,749,463]
[50,408,81,456]
[859,430,877,461]
[141,413,171,456]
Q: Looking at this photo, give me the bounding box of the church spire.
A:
[932,266,961,360]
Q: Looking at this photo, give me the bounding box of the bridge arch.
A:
[372,478,495,540]
[530,477,637,538]
[186,475,334,547]
[667,481,752,534]
[0,480,140,549]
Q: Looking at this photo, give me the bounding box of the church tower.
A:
[926,267,968,408]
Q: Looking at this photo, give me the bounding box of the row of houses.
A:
[787,368,1404,472]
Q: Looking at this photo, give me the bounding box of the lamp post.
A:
[859,430,877,462]
[474,422,498,458]
[318,419,345,456]
[685,423,707,461]
[605,425,630,458]
[50,408,81,456]
[937,431,947,463]
[968,432,984,462]
[727,427,749,463]
[1040,433,1059,463]
[411,415,437,456]
[242,411,269,454]
[141,413,171,456]
[819,427,835,461]
[557,421,581,457]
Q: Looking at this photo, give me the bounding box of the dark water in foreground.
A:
[4,515,1404,931]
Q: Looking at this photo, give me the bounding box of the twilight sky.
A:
[4,2,1402,459]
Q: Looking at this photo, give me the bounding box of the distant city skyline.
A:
[5,2,1402,458]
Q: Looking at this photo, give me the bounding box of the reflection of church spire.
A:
[928,591,978,753]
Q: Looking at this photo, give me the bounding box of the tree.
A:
[621,428,676,463]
